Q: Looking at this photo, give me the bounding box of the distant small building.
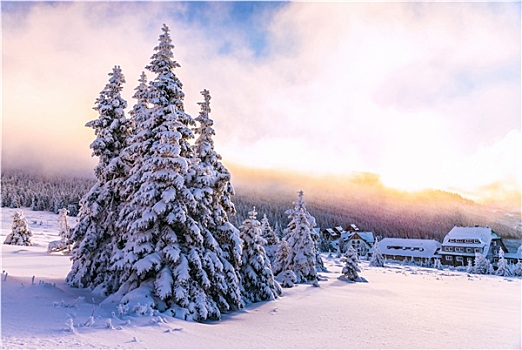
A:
[339,231,375,259]
[322,226,343,242]
[439,226,507,267]
[373,238,441,264]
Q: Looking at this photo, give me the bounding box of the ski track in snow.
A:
[1,208,521,349]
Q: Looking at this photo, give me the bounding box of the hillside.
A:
[2,167,520,242]
[230,166,522,241]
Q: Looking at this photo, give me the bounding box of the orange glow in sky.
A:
[2,2,520,206]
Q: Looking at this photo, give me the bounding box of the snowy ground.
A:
[1,207,521,349]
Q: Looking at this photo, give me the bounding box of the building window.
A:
[466,248,472,253]
[456,257,463,262]
[445,256,453,261]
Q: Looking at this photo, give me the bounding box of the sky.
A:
[1,1,520,205]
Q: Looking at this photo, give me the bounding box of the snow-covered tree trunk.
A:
[238,207,281,303]
[4,211,32,246]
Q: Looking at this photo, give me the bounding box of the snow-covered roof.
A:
[443,226,497,256]
[377,238,441,258]
[324,228,339,237]
[505,248,522,260]
[340,231,374,244]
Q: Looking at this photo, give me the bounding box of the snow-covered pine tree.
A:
[272,238,290,276]
[369,239,384,267]
[340,246,361,282]
[473,252,491,275]
[260,214,280,246]
[191,89,242,308]
[275,191,317,284]
[113,25,242,321]
[238,207,281,303]
[4,211,33,246]
[466,259,474,273]
[495,248,512,277]
[512,260,522,277]
[66,65,130,294]
[260,213,279,263]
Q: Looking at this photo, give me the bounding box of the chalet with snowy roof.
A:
[338,231,375,259]
[373,238,441,264]
[322,226,344,242]
[439,226,507,267]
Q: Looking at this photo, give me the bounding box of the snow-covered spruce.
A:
[112,25,242,322]
[339,246,364,282]
[472,252,493,275]
[260,213,279,263]
[238,207,282,303]
[260,214,279,246]
[4,211,33,246]
[190,89,243,310]
[274,191,318,285]
[369,238,384,267]
[495,248,512,277]
[512,260,522,277]
[67,66,130,293]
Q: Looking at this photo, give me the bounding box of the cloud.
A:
[1,2,520,202]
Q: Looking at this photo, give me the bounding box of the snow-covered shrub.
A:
[239,207,282,303]
[48,208,73,254]
[4,211,32,246]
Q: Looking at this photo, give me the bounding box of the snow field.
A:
[1,208,521,349]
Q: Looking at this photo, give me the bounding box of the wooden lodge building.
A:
[373,238,441,264]
[439,226,508,267]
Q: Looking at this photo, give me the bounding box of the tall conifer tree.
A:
[274,191,318,284]
[67,66,129,294]
[238,207,281,303]
[113,25,242,321]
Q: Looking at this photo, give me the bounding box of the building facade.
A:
[439,226,507,267]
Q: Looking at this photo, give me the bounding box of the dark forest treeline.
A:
[2,168,520,241]
[1,169,95,216]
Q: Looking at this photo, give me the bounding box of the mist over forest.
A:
[2,167,520,242]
